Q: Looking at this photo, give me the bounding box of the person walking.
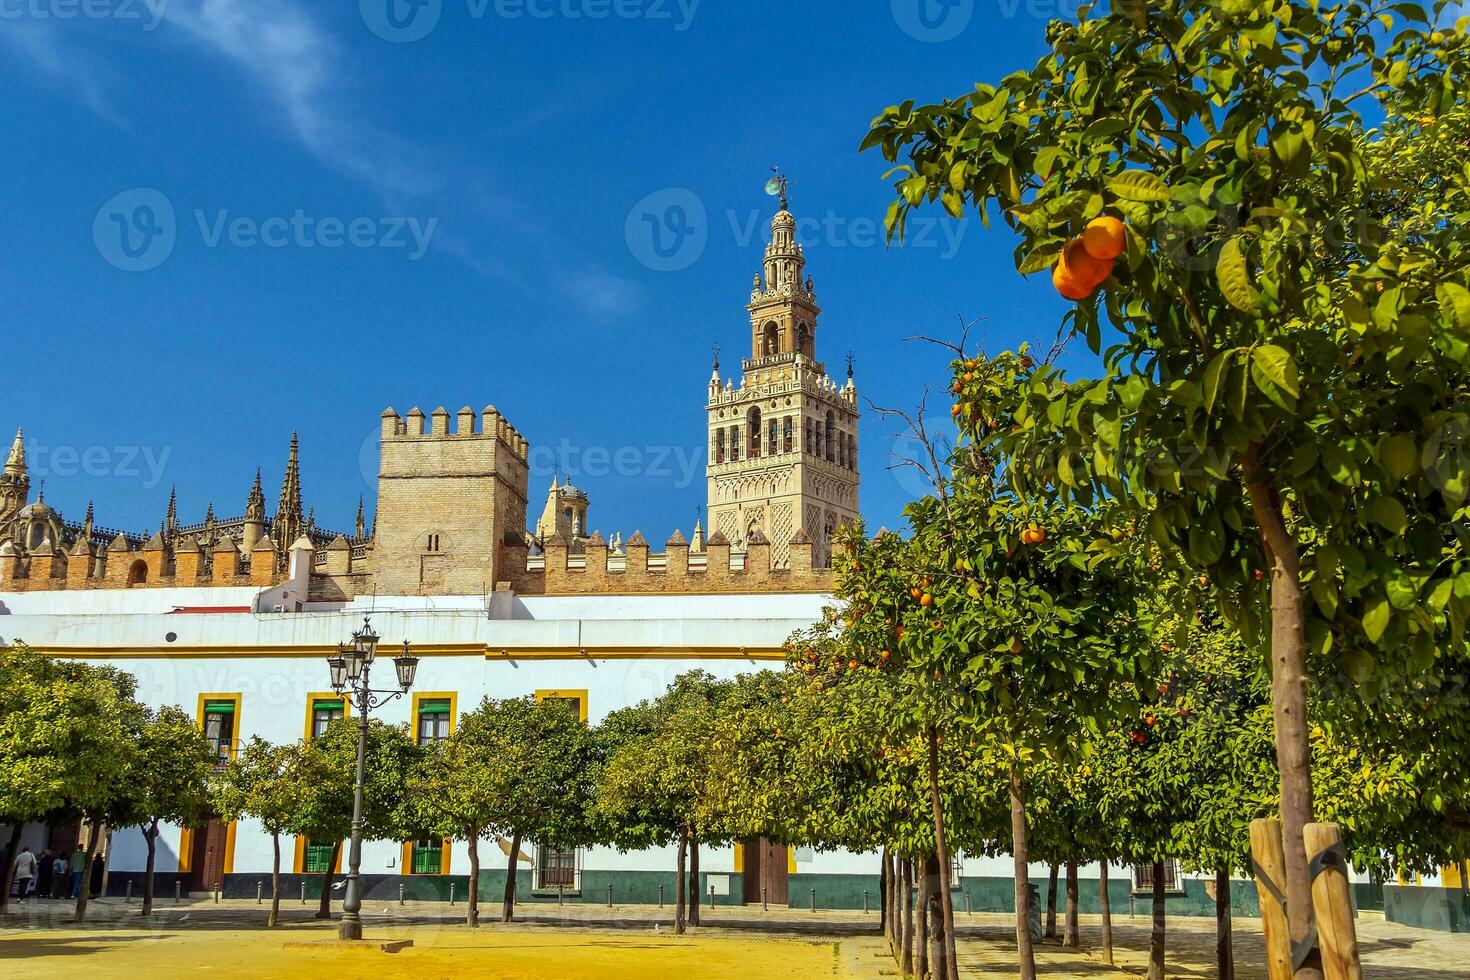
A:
[36,848,53,901]
[68,847,86,899]
[51,853,68,899]
[90,852,104,898]
[12,847,38,904]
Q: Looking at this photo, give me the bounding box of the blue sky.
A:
[2,0,1096,540]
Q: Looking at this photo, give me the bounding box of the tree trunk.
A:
[1216,869,1235,980]
[1245,449,1323,980]
[1045,864,1060,939]
[73,821,101,924]
[466,832,480,928]
[688,835,700,926]
[1010,764,1037,980]
[927,724,961,980]
[916,859,930,980]
[926,853,953,980]
[674,824,688,935]
[879,848,889,944]
[890,853,901,954]
[1149,861,1167,980]
[268,832,281,928]
[901,858,915,977]
[502,831,523,922]
[314,839,341,919]
[1099,860,1114,966]
[886,852,898,953]
[1065,861,1080,950]
[928,869,949,980]
[141,820,158,916]
[0,822,22,915]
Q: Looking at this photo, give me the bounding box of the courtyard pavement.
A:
[1,897,1466,977]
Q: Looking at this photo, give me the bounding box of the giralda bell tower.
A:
[705,177,860,569]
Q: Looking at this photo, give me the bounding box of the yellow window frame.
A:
[535,689,589,723]
[195,692,243,762]
[302,691,351,740]
[410,691,458,744]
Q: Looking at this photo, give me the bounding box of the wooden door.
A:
[742,839,763,904]
[761,839,790,906]
[741,838,789,905]
[188,819,227,892]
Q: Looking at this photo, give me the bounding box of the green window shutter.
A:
[304,844,335,874]
[412,844,443,875]
[312,700,344,712]
[204,701,236,714]
[418,700,451,715]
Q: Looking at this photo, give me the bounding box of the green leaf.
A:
[1365,496,1408,536]
[1018,241,1063,275]
[1217,237,1260,313]
[1362,596,1391,643]
[1105,170,1170,203]
[1270,125,1305,166]
[1437,283,1470,332]
[1034,146,1062,181]
[1250,345,1300,399]
[1376,434,1418,480]
[1201,349,1235,415]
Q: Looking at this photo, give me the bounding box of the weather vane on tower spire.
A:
[765,167,791,211]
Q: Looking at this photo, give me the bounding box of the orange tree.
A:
[827,390,1156,980]
[702,623,1006,980]
[864,4,1470,973]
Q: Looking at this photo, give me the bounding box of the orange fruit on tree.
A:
[1053,238,1113,300]
[919,593,934,607]
[1082,216,1126,260]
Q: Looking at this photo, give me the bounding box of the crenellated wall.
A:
[500,529,834,596]
[0,541,277,592]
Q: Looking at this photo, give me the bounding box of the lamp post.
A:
[327,617,419,941]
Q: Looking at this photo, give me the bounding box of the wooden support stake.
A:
[1304,823,1362,980]
[1251,819,1293,980]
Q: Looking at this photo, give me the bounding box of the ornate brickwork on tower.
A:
[705,182,861,568]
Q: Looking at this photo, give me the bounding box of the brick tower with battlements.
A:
[373,405,530,595]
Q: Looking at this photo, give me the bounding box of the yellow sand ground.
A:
[0,921,843,980]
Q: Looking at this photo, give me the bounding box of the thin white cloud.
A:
[0,19,119,124]
[562,269,643,322]
[161,0,439,197]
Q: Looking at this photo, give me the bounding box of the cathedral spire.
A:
[0,427,29,524]
[355,497,366,542]
[165,486,179,540]
[5,427,25,476]
[245,469,266,521]
[272,431,303,556]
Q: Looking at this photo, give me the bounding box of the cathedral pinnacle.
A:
[245,469,266,522]
[5,427,25,476]
[272,431,304,558]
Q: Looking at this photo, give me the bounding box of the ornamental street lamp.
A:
[327,617,418,941]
